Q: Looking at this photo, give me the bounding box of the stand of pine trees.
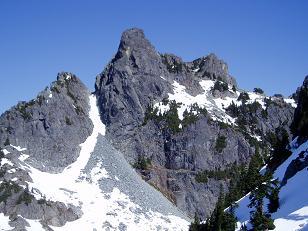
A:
[190,146,281,231]
[189,189,237,231]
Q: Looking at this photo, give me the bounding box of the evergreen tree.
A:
[210,189,225,231]
[267,182,280,213]
[221,204,237,231]
[244,147,263,193]
[248,173,276,230]
[189,213,201,231]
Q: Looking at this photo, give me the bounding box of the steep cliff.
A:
[95,28,295,218]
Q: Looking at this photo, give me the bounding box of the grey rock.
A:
[189,53,237,87]
[0,72,93,172]
[95,28,295,218]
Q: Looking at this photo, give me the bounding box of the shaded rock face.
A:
[282,148,308,186]
[95,28,295,218]
[291,76,308,141]
[281,76,308,186]
[95,29,172,160]
[0,72,93,172]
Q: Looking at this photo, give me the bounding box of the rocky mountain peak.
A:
[56,72,78,82]
[192,53,237,86]
[114,28,159,63]
[118,28,153,51]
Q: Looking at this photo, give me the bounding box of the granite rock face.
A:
[95,28,295,218]
[0,70,190,230]
[0,72,91,229]
[0,72,93,172]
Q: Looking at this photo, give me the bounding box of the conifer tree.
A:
[267,182,280,213]
[248,172,276,230]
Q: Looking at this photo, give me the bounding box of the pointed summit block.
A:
[118,28,154,51]
[114,28,160,64]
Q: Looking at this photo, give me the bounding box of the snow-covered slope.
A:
[0,95,189,230]
[154,80,296,126]
[235,139,308,231]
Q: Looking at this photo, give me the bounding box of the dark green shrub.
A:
[213,81,228,92]
[226,101,239,117]
[182,109,198,128]
[164,101,181,133]
[215,135,227,153]
[0,181,21,204]
[0,149,4,160]
[254,88,264,94]
[162,98,169,106]
[37,95,45,106]
[17,190,33,205]
[17,104,32,120]
[238,92,250,103]
[4,138,10,146]
[51,86,60,93]
[65,116,73,125]
[261,109,268,119]
[218,121,229,129]
[133,156,151,170]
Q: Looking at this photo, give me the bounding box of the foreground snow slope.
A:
[0,95,189,231]
[235,140,308,231]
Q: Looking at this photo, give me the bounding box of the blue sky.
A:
[0,0,307,113]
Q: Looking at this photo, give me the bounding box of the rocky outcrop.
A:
[0,72,92,229]
[282,76,308,185]
[0,72,93,172]
[189,53,237,87]
[95,28,295,218]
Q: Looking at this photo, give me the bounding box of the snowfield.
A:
[0,95,189,231]
[235,140,308,231]
[154,80,296,127]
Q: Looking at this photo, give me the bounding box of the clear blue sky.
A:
[0,0,307,113]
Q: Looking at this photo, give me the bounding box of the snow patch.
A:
[193,68,200,72]
[7,169,16,174]
[1,158,14,166]
[23,216,44,231]
[89,162,110,181]
[18,154,29,162]
[10,145,27,152]
[0,213,12,231]
[2,149,9,155]
[284,98,297,108]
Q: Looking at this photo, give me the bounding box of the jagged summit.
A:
[56,72,79,82]
[118,28,154,51]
